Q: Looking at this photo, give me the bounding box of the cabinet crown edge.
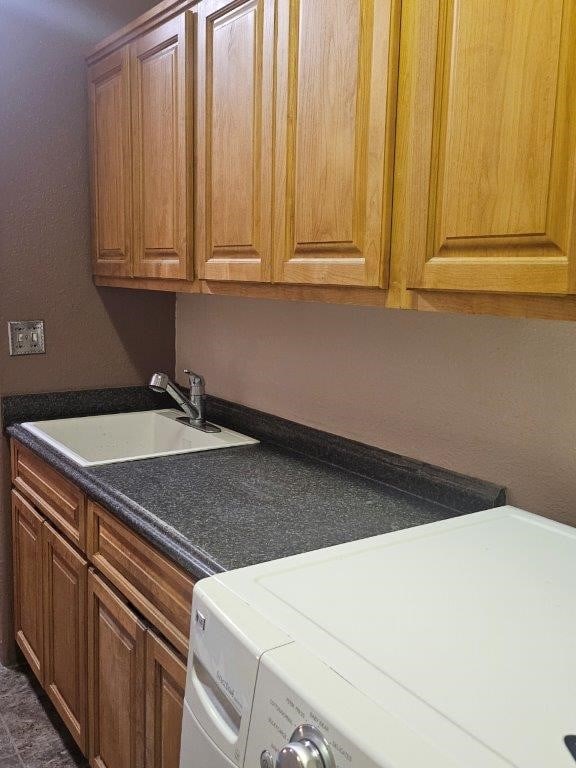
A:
[86,0,199,64]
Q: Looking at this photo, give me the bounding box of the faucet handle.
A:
[184,369,205,395]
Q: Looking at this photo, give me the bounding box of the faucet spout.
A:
[148,371,220,432]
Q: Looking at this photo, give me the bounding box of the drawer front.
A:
[87,502,194,656]
[11,441,86,550]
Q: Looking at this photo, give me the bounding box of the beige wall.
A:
[0,0,174,664]
[0,0,174,397]
[176,295,576,526]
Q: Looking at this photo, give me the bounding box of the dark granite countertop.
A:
[4,388,506,581]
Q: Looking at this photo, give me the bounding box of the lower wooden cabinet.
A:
[88,570,147,768]
[146,631,187,768]
[12,490,44,682]
[11,447,191,768]
[43,523,88,752]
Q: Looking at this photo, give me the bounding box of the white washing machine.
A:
[180,506,576,768]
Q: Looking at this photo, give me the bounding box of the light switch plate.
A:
[8,320,45,356]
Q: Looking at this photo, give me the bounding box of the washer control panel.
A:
[244,644,378,768]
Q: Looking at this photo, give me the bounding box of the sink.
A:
[22,409,259,466]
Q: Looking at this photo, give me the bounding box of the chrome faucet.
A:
[149,370,221,433]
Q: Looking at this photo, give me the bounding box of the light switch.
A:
[8,320,46,356]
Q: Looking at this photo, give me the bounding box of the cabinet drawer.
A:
[87,502,194,656]
[11,441,86,550]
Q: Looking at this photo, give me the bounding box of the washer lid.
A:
[217,507,576,768]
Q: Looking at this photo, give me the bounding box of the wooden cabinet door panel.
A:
[146,632,187,768]
[131,14,191,280]
[88,48,133,277]
[43,523,88,754]
[88,570,146,768]
[12,491,44,682]
[273,0,398,287]
[196,0,274,282]
[399,0,576,295]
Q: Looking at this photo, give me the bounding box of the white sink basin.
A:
[22,409,258,466]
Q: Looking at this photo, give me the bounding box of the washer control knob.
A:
[276,725,334,768]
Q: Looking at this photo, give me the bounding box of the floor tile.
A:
[0,756,21,767]
[0,719,17,759]
[0,664,86,768]
[0,666,30,702]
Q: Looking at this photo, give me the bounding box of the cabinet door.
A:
[11,491,44,682]
[88,48,133,277]
[43,523,88,754]
[196,0,274,282]
[145,631,187,768]
[273,0,398,287]
[399,0,576,295]
[88,570,146,768]
[131,14,191,280]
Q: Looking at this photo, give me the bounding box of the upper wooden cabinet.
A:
[131,15,192,280]
[196,0,399,287]
[397,0,576,296]
[89,0,576,319]
[272,0,398,287]
[196,0,274,282]
[88,10,193,282]
[88,49,132,278]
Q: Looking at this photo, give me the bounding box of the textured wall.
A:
[0,445,12,665]
[0,0,173,664]
[177,295,576,527]
[0,0,175,397]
